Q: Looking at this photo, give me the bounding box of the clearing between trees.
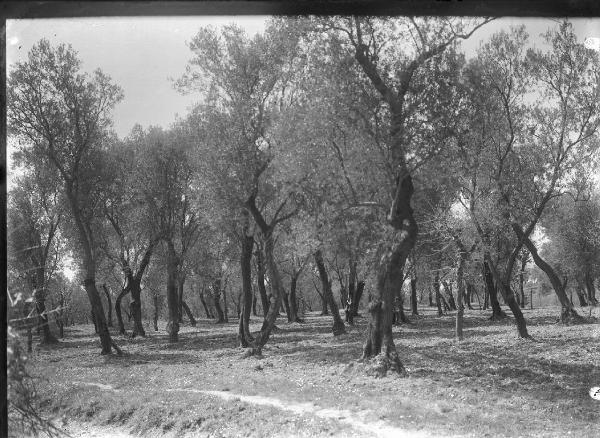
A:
[24,307,600,438]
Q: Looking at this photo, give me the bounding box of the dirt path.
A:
[168,388,439,438]
[71,381,439,437]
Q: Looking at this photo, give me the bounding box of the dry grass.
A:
[21,306,600,437]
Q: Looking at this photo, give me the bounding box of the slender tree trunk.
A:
[84,279,113,353]
[513,225,583,322]
[153,294,159,331]
[115,286,130,335]
[223,285,229,322]
[238,216,254,347]
[181,300,196,326]
[256,248,269,317]
[32,269,57,344]
[410,276,418,316]
[212,279,225,323]
[455,257,465,341]
[316,286,329,315]
[289,274,300,322]
[252,292,258,317]
[282,289,292,322]
[314,250,345,335]
[128,279,146,337]
[166,242,180,342]
[483,261,506,320]
[101,284,113,327]
[585,272,598,305]
[484,255,529,338]
[352,280,365,316]
[177,275,185,324]
[443,281,457,311]
[434,273,443,316]
[428,287,434,307]
[576,284,588,307]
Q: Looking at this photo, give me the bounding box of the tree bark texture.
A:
[360,174,416,378]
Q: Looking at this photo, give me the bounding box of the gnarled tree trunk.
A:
[361,176,416,376]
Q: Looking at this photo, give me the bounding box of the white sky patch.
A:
[584,36,600,51]
[7,16,268,139]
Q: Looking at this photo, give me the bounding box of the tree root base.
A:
[489,312,508,321]
[362,353,408,378]
[557,311,587,325]
[241,348,263,359]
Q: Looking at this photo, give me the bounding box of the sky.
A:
[6,16,599,139]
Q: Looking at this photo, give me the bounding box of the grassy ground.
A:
[19,306,600,437]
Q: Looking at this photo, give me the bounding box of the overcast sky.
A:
[6,16,600,140]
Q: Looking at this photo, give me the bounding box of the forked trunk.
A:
[314,249,345,336]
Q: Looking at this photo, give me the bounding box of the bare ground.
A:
[19,306,600,437]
